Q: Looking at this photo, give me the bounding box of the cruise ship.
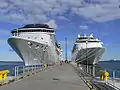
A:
[8,24,62,66]
[72,34,105,65]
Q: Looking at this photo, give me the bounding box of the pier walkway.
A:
[0,64,89,90]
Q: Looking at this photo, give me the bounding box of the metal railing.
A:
[72,63,119,90]
[14,64,44,78]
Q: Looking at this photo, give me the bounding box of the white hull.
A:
[72,34,105,65]
[8,37,59,66]
[72,47,105,65]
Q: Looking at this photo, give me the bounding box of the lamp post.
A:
[86,40,88,73]
[65,37,68,62]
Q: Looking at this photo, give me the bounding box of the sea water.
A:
[0,61,24,76]
[0,61,120,78]
[98,61,120,78]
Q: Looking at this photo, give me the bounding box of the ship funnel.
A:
[46,20,57,29]
[78,35,80,38]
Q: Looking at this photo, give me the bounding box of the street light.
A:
[86,40,88,73]
[65,37,68,63]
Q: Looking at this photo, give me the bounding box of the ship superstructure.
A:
[72,34,105,65]
[8,24,62,66]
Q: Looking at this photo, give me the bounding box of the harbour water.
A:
[0,60,120,78]
[0,61,24,76]
[98,60,120,78]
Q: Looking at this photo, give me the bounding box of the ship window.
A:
[15,33,17,36]
[41,37,43,40]
[36,45,39,47]
[35,37,37,39]
[28,37,30,39]
[12,33,15,36]
[41,46,43,48]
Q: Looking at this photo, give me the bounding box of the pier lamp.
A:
[86,40,88,73]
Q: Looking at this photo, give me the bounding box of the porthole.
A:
[41,37,43,40]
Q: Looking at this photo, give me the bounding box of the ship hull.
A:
[72,47,105,65]
[8,37,59,66]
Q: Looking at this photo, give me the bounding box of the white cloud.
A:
[58,16,69,21]
[71,0,120,22]
[0,1,8,8]
[0,0,120,23]
[79,25,88,29]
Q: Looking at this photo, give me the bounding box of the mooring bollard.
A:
[100,71,109,81]
[0,70,9,80]
[44,64,47,69]
[100,71,105,80]
[104,71,109,81]
[3,70,9,79]
[0,71,3,81]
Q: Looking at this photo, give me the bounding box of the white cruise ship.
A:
[72,34,105,65]
[8,24,62,66]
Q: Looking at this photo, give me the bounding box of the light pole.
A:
[65,37,68,62]
[86,40,88,73]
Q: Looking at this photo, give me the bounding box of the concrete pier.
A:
[0,64,89,90]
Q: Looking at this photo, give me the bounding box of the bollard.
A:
[3,70,9,79]
[0,72,2,80]
[104,71,109,81]
[100,71,105,80]
[100,71,109,81]
[0,70,9,80]
[44,64,47,69]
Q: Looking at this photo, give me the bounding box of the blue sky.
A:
[0,0,120,61]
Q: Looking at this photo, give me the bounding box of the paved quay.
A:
[0,64,89,90]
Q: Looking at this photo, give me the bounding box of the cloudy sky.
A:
[0,0,120,61]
